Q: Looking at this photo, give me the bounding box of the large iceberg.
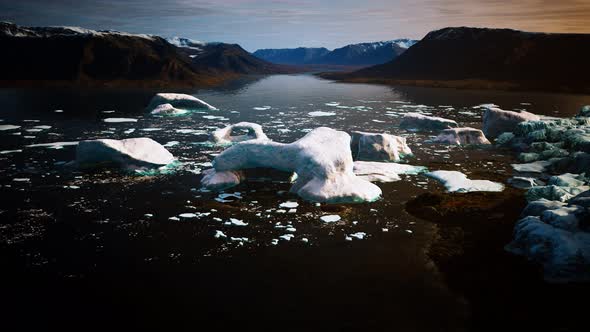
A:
[400,113,458,131]
[426,170,504,192]
[350,131,412,162]
[146,93,217,111]
[482,107,540,137]
[201,127,382,203]
[76,138,175,169]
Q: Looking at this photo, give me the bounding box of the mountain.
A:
[0,22,290,88]
[324,27,590,93]
[253,39,417,66]
[252,47,330,65]
[169,38,296,75]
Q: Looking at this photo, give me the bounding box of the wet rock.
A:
[76,138,175,169]
[521,199,566,217]
[579,105,590,117]
[511,160,552,173]
[494,132,515,145]
[433,127,490,145]
[350,131,412,162]
[482,107,540,137]
[569,190,590,208]
[211,122,268,145]
[505,215,590,282]
[399,112,458,131]
[518,152,540,163]
[202,127,382,203]
[550,152,590,174]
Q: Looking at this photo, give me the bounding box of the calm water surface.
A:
[1,75,589,330]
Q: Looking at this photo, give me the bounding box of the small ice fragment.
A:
[279,234,294,241]
[168,216,180,221]
[103,118,137,123]
[320,215,341,223]
[279,201,299,208]
[349,232,367,240]
[214,230,227,239]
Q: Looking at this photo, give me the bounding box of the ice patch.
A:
[0,125,20,131]
[320,215,341,223]
[279,201,299,208]
[103,118,138,123]
[253,106,271,110]
[308,111,335,117]
[426,170,504,192]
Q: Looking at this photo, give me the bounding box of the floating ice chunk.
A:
[286,227,296,232]
[214,230,227,239]
[0,149,22,154]
[308,111,335,117]
[230,237,249,242]
[124,128,135,134]
[178,213,198,218]
[279,234,295,241]
[168,216,180,221]
[320,215,341,223]
[426,170,504,192]
[351,131,412,162]
[433,127,491,145]
[301,238,309,243]
[0,125,20,131]
[473,103,499,109]
[325,102,340,107]
[203,115,228,120]
[271,239,279,245]
[147,93,217,111]
[482,107,540,137]
[26,141,78,149]
[75,138,175,169]
[150,103,188,116]
[12,178,30,182]
[226,218,248,226]
[163,141,179,147]
[400,113,458,131]
[253,106,271,110]
[54,110,64,113]
[211,122,268,144]
[279,201,299,208]
[33,125,51,130]
[103,118,138,123]
[349,232,367,240]
[141,128,163,131]
[353,161,427,183]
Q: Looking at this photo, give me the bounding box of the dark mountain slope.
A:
[324,27,590,93]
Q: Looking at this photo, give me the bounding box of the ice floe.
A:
[103,118,138,123]
[76,138,175,169]
[308,111,335,117]
[426,170,504,192]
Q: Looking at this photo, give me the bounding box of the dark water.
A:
[1,75,590,331]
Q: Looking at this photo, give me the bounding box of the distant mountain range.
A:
[253,39,417,66]
[167,37,294,75]
[0,22,292,88]
[323,27,590,93]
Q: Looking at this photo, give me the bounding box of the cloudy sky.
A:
[1,0,590,51]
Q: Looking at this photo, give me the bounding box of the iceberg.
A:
[146,93,217,111]
[482,107,540,137]
[433,127,490,145]
[350,131,412,162]
[76,138,175,169]
[201,127,382,203]
[150,103,189,116]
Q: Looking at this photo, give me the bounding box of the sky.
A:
[2,0,590,51]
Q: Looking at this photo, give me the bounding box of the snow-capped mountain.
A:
[253,39,417,66]
[166,36,205,51]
